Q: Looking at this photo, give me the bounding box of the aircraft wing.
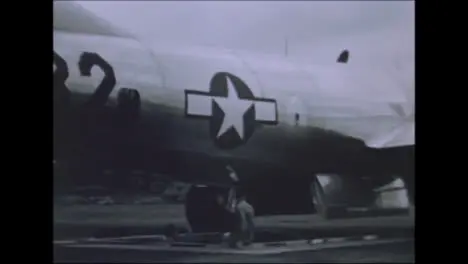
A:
[303,62,414,149]
[349,67,414,149]
[323,95,414,149]
[364,112,413,148]
[306,98,414,149]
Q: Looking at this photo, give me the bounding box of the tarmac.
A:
[54,211,414,263]
[54,232,414,262]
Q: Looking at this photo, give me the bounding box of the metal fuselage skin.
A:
[53,31,413,191]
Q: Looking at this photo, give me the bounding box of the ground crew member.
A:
[229,190,255,248]
[223,165,256,247]
[226,165,239,183]
[214,192,236,233]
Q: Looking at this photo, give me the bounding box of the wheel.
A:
[185,185,235,233]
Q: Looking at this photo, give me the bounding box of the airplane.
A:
[53,2,414,233]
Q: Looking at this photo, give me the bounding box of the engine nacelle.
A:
[314,174,376,207]
[311,173,406,219]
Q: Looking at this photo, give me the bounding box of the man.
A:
[226,165,239,183]
[214,192,236,233]
[223,165,255,247]
[229,190,255,248]
[225,164,241,212]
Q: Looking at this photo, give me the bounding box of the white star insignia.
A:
[212,77,253,139]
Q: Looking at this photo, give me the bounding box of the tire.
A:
[185,185,234,233]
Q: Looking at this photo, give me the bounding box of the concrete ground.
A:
[54,236,414,263]
[54,204,414,239]
[54,204,413,228]
[54,204,414,263]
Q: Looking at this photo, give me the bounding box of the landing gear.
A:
[310,174,378,219]
[311,176,330,219]
[402,173,414,217]
[404,176,414,206]
[185,185,235,233]
[310,175,345,219]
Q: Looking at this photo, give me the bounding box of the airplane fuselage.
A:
[54,31,413,194]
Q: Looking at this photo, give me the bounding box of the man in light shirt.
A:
[229,189,255,248]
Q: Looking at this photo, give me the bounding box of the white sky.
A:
[78,1,414,67]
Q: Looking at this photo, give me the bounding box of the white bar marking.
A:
[254,101,277,122]
[186,93,212,117]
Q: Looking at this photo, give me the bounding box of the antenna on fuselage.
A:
[337,49,349,64]
[284,37,289,57]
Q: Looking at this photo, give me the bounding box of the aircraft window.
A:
[117,88,141,120]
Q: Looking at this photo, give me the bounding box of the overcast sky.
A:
[78,1,414,68]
